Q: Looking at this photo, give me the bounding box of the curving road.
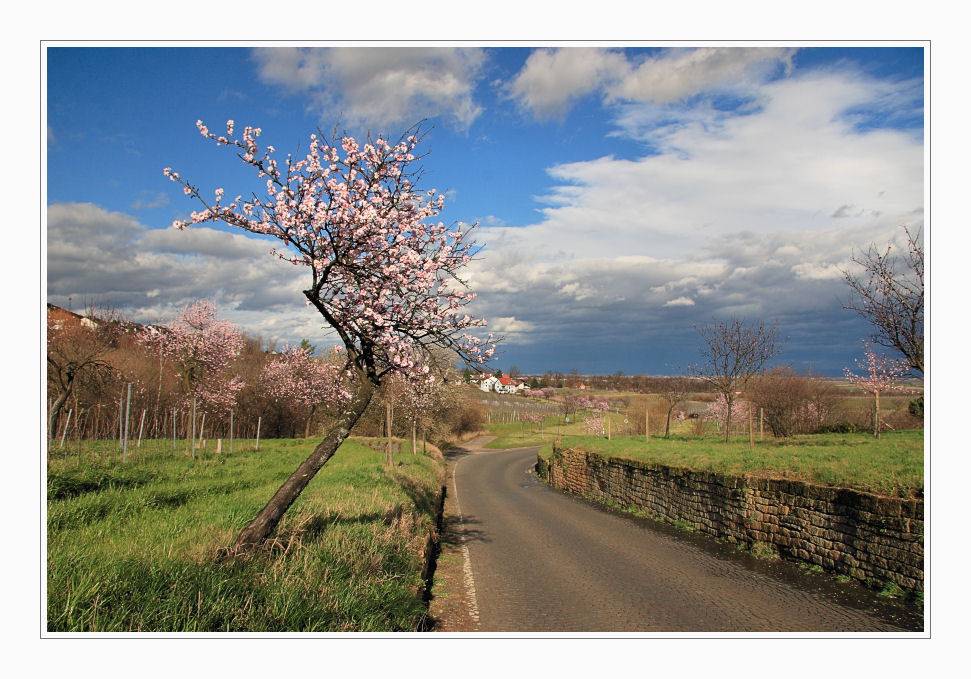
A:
[449,438,922,633]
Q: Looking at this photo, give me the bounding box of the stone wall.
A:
[541,446,923,592]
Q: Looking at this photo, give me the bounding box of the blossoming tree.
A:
[844,342,908,438]
[139,300,245,416]
[165,120,495,553]
[261,345,349,438]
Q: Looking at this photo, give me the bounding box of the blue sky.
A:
[45,44,925,376]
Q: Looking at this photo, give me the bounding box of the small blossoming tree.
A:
[166,120,496,553]
[261,345,349,438]
[139,300,244,416]
[844,342,908,438]
[702,395,750,436]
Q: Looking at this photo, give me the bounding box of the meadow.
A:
[480,395,923,498]
[537,431,923,498]
[47,438,444,632]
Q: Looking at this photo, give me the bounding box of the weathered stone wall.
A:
[542,446,923,592]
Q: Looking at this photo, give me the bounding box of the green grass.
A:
[537,431,923,498]
[47,438,444,632]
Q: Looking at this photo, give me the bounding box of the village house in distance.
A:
[473,373,528,394]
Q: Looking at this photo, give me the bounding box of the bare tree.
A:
[690,319,783,441]
[842,225,924,374]
[657,377,693,438]
[47,307,125,438]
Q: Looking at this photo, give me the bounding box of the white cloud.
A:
[252,47,486,130]
[507,46,794,120]
[467,67,923,356]
[46,202,330,345]
[606,47,794,104]
[488,316,535,334]
[506,47,628,120]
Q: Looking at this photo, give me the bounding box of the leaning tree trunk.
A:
[226,379,376,556]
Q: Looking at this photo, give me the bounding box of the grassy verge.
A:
[538,431,923,498]
[47,438,444,632]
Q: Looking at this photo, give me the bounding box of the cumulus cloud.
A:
[46,202,329,343]
[507,46,794,120]
[468,66,922,373]
[605,47,794,104]
[506,47,629,120]
[252,47,486,130]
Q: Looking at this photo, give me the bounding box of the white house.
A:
[479,375,500,392]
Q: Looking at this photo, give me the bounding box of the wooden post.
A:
[199,413,207,449]
[759,408,764,441]
[215,438,222,455]
[255,416,262,451]
[59,409,73,449]
[607,414,611,440]
[385,399,393,466]
[748,404,755,449]
[645,406,650,443]
[122,383,132,464]
[118,396,123,450]
[137,409,146,448]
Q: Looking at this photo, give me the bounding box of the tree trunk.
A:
[874,389,881,439]
[49,380,74,441]
[226,380,376,556]
[303,405,317,439]
[724,394,733,442]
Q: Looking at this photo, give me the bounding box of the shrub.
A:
[748,367,841,437]
[815,421,861,434]
[908,396,924,418]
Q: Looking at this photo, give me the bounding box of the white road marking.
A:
[450,453,480,629]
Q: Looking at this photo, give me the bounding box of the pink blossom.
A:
[166,121,499,382]
[139,300,244,414]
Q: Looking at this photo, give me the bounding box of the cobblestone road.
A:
[449,438,921,633]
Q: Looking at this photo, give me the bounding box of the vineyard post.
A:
[229,410,234,455]
[748,404,755,449]
[137,409,146,448]
[199,412,207,449]
[122,383,131,464]
[172,408,177,451]
[255,416,262,452]
[59,409,72,449]
[645,406,650,443]
[190,397,196,459]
